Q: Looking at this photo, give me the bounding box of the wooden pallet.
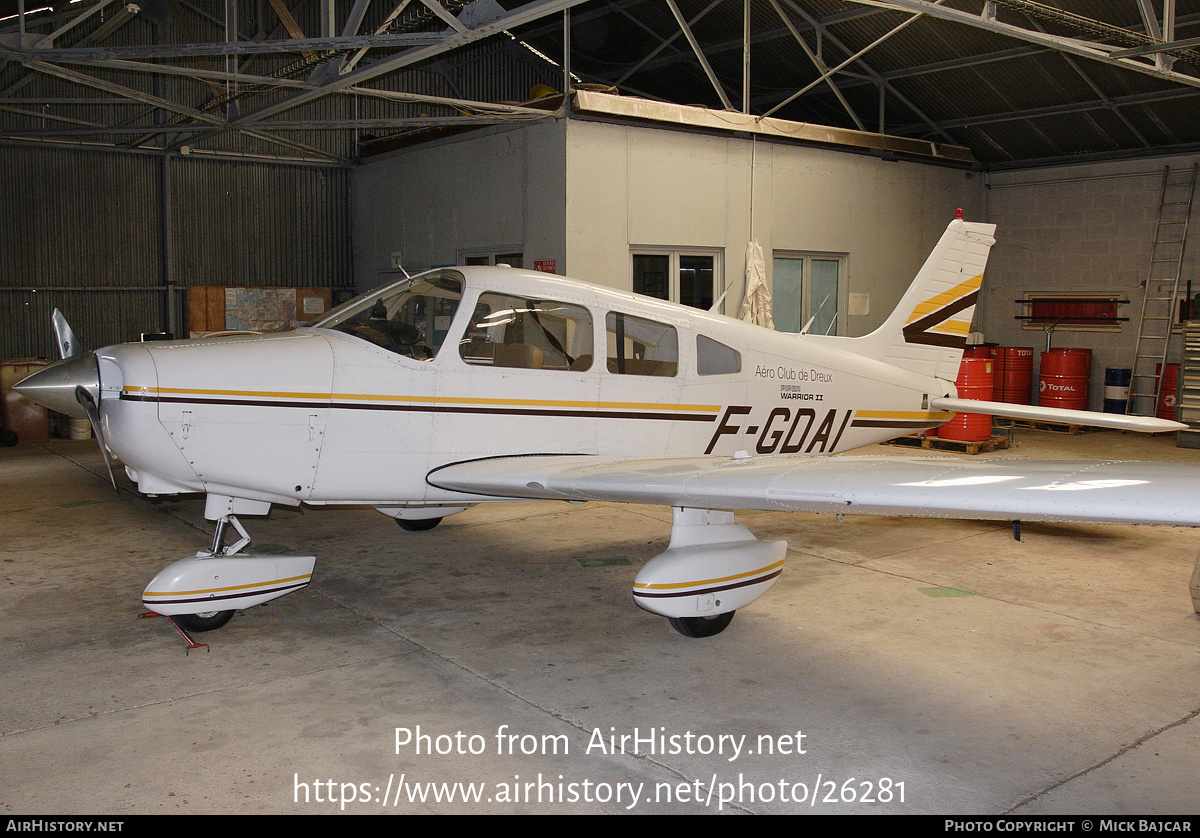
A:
[884,434,1012,455]
[992,418,1097,435]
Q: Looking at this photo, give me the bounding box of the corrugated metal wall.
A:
[169,156,351,287]
[0,145,351,359]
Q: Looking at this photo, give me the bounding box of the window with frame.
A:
[632,249,723,311]
[460,293,593,371]
[606,312,678,377]
[772,252,844,336]
[462,250,524,269]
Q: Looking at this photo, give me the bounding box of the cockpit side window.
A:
[460,293,593,371]
[606,312,678,377]
[313,272,464,361]
[696,335,741,375]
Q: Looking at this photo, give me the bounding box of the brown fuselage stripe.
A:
[121,392,717,422]
[851,419,940,429]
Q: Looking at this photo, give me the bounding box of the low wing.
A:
[429,453,1200,527]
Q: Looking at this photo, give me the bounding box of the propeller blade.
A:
[74,385,117,490]
[52,309,80,359]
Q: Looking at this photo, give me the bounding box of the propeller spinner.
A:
[12,312,116,487]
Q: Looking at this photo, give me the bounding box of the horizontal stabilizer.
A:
[932,398,1186,434]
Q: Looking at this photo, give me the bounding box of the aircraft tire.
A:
[396,517,442,532]
[173,610,236,632]
[668,611,735,638]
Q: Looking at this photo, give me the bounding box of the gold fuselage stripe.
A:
[144,573,313,598]
[854,410,954,421]
[124,386,719,414]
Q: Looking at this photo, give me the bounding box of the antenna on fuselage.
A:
[710,285,732,314]
[799,293,835,336]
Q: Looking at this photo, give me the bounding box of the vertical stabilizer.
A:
[834,216,996,381]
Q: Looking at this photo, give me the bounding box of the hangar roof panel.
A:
[1,0,1198,168]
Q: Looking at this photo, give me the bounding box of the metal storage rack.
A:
[1178,324,1200,448]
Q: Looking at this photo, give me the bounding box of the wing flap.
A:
[428,454,1200,526]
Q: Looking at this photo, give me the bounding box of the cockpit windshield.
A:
[311,270,464,360]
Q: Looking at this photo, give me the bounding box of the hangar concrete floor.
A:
[2,429,1200,815]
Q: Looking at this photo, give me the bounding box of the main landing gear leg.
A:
[632,508,788,638]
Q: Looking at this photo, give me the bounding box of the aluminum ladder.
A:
[1127,163,1197,417]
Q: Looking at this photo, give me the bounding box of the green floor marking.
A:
[918,586,977,598]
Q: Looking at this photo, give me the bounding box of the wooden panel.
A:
[187,286,333,334]
[187,286,209,332]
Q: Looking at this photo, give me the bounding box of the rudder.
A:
[836,214,996,381]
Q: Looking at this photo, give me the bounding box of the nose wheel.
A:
[172,610,236,633]
[668,611,735,638]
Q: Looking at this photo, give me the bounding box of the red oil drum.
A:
[1039,348,1090,410]
[963,346,995,398]
[1158,363,1180,421]
[994,347,1034,404]
[963,346,995,359]
[938,357,994,441]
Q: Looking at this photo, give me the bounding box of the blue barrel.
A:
[1104,367,1131,414]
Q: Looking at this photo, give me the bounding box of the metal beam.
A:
[33,0,119,48]
[892,86,1200,132]
[341,0,373,37]
[341,0,414,76]
[841,0,1200,89]
[613,0,722,89]
[741,0,749,114]
[415,0,467,34]
[21,59,349,162]
[767,0,863,130]
[163,0,592,150]
[760,1,938,120]
[1112,36,1200,59]
[0,114,550,137]
[2,31,449,60]
[663,0,732,110]
[44,55,560,121]
[771,0,956,145]
[1136,0,1164,41]
[24,60,231,125]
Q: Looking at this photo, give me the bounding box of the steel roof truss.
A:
[843,0,1200,90]
[663,0,732,109]
[767,0,863,130]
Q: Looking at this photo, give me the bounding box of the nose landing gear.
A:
[142,510,316,650]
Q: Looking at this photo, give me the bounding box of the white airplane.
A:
[14,213,1198,639]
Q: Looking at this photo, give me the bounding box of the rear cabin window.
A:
[696,335,741,375]
[460,294,593,371]
[606,312,678,377]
